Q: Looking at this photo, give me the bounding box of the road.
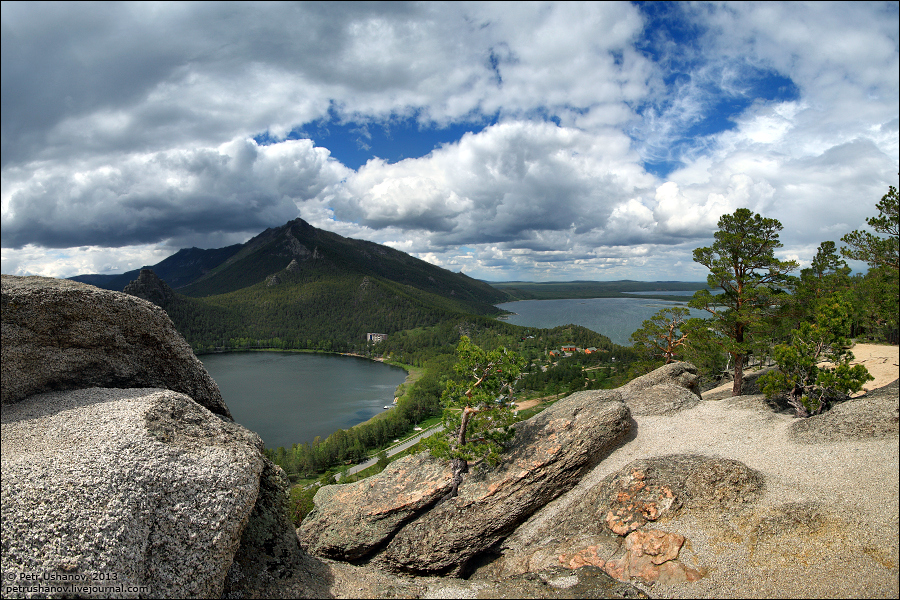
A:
[337,424,444,480]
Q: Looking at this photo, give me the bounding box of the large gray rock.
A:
[300,388,632,575]
[617,362,701,416]
[1,387,263,598]
[1,275,230,419]
[790,380,899,443]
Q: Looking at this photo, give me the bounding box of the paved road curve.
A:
[337,424,444,480]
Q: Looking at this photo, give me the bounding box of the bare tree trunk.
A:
[447,407,474,498]
[447,457,468,499]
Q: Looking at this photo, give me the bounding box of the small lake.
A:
[200,352,407,450]
[496,296,707,346]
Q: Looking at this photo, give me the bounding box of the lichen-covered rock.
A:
[617,362,701,416]
[493,454,764,578]
[298,452,455,561]
[1,275,230,419]
[1,387,263,598]
[301,388,631,575]
[595,455,764,534]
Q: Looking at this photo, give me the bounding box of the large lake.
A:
[496,296,706,346]
[200,352,407,450]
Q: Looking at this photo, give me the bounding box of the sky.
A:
[2,1,898,283]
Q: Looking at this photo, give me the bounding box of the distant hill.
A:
[489,280,709,300]
[70,218,509,313]
[176,218,509,312]
[69,244,243,291]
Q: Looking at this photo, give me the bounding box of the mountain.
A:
[176,218,509,311]
[69,244,243,291]
[71,218,507,312]
[77,218,514,352]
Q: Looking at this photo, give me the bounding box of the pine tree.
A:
[424,336,525,498]
[690,208,798,395]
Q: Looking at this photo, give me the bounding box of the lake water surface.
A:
[200,352,407,450]
[496,297,705,346]
[202,295,708,448]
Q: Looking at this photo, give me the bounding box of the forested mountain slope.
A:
[176,218,509,313]
[72,217,509,318]
[166,268,506,353]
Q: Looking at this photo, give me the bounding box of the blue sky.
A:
[254,107,498,171]
[2,2,898,282]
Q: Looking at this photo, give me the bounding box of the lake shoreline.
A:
[200,350,410,449]
[194,348,414,447]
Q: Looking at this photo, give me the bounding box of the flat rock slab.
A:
[1,275,230,418]
[1,387,264,598]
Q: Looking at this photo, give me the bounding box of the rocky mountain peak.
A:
[123,269,176,308]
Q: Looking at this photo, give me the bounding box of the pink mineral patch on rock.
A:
[627,529,684,565]
[603,529,703,584]
[559,545,606,570]
[603,472,678,535]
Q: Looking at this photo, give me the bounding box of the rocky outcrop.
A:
[790,379,899,443]
[1,275,305,598]
[300,388,633,575]
[1,275,230,419]
[491,454,764,579]
[616,361,701,416]
[1,387,263,598]
[299,453,454,561]
[123,268,176,307]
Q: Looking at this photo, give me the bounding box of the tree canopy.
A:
[841,184,899,273]
[690,208,798,395]
[630,306,691,364]
[424,336,525,497]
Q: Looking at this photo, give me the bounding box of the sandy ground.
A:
[514,398,546,411]
[846,342,900,389]
[512,357,899,598]
[705,342,899,397]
